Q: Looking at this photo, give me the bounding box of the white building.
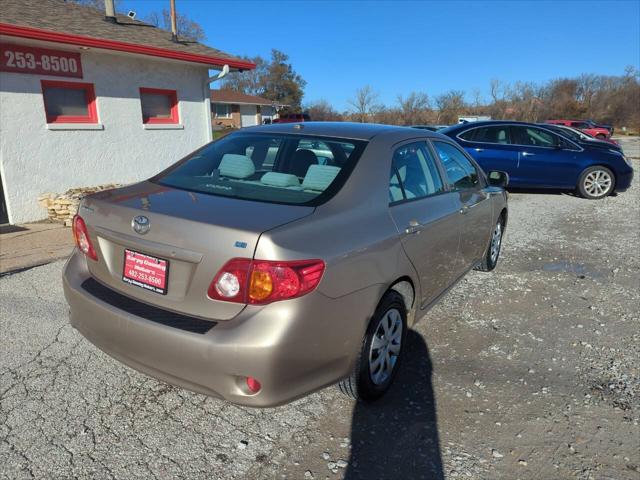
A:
[0,0,254,224]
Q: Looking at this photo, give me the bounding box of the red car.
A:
[545,120,611,139]
[272,113,311,124]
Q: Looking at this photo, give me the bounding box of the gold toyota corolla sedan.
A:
[63,122,508,407]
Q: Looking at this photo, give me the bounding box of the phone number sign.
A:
[0,43,83,78]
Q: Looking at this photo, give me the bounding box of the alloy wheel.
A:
[583,170,612,198]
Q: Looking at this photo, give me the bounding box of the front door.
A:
[431,141,493,271]
[388,141,462,307]
[510,126,580,188]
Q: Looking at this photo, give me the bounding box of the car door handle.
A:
[474,148,484,152]
[521,151,536,157]
[405,219,422,234]
[459,205,469,215]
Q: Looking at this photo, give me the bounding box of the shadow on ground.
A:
[345,330,444,480]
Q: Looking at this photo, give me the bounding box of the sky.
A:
[120,0,640,110]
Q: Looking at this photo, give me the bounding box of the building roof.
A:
[0,0,255,70]
[211,90,284,106]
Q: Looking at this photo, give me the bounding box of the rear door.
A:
[510,125,580,188]
[387,141,462,307]
[431,141,493,272]
[457,125,521,183]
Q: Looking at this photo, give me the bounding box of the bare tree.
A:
[304,99,342,121]
[348,86,379,123]
[146,9,206,41]
[396,92,430,125]
[434,90,466,124]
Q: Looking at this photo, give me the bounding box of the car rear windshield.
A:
[154,133,367,206]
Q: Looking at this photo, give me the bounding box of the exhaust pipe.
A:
[104,0,117,23]
[170,0,178,42]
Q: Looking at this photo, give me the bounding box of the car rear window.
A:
[154,133,367,206]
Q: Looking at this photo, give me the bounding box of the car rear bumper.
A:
[63,251,382,407]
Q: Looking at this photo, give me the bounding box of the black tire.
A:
[475,215,504,272]
[577,166,615,200]
[338,291,407,402]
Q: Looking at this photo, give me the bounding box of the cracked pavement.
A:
[1,138,639,479]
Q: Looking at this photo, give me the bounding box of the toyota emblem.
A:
[132,215,150,235]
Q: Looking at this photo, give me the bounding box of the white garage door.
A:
[240,105,257,127]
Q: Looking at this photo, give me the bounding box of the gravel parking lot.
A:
[1,138,638,480]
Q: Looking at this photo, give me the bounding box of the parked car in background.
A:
[545,119,611,139]
[410,125,449,131]
[272,113,311,123]
[442,121,633,199]
[63,122,509,407]
[585,119,614,136]
[542,124,621,150]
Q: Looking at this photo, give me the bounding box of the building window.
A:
[139,88,179,124]
[214,103,231,118]
[41,80,97,124]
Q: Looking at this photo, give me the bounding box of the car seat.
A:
[291,149,318,178]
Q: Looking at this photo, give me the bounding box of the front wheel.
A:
[578,166,615,199]
[338,291,407,402]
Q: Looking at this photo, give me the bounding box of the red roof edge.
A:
[0,23,256,70]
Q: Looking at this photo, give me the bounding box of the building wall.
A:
[0,46,211,224]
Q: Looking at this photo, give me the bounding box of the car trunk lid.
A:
[79,181,313,320]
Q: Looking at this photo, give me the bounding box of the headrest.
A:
[261,172,301,187]
[302,165,341,191]
[219,154,255,179]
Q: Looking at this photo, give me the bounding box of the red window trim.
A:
[41,80,98,124]
[139,87,179,124]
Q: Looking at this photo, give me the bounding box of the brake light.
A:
[72,214,97,261]
[208,258,325,305]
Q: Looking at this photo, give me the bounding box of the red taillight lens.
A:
[72,214,97,261]
[208,258,325,305]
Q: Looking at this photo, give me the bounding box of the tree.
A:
[146,9,206,42]
[348,86,379,123]
[221,50,306,109]
[434,90,466,124]
[304,100,342,121]
[396,92,430,125]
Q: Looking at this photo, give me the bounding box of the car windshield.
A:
[154,133,367,206]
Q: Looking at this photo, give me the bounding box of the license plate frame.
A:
[122,249,169,295]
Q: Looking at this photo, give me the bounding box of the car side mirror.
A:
[487,170,509,188]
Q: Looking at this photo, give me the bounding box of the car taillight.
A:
[72,214,98,261]
[208,258,325,305]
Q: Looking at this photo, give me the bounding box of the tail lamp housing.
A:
[72,214,98,261]
[208,258,325,305]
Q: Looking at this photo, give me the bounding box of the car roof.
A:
[238,121,446,141]
[441,120,550,134]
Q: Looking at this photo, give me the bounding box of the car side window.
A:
[511,126,558,147]
[432,141,480,190]
[459,126,510,144]
[389,142,444,203]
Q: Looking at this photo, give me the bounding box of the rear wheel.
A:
[475,215,504,272]
[578,166,615,199]
[338,291,407,402]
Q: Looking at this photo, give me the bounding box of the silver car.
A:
[63,122,508,407]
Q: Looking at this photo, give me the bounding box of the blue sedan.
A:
[441,121,633,199]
